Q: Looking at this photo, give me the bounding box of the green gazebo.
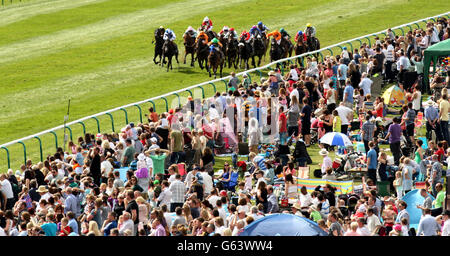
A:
[423,39,450,93]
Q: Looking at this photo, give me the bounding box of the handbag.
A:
[280,196,289,208]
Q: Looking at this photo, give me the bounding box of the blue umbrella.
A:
[319,132,353,147]
[239,214,328,236]
[402,189,435,230]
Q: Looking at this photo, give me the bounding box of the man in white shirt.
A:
[157,181,172,208]
[359,73,373,95]
[320,149,332,175]
[119,212,134,235]
[356,217,371,236]
[416,208,441,236]
[207,190,221,208]
[201,169,214,198]
[335,102,353,135]
[366,207,381,233]
[0,174,15,210]
[208,104,220,121]
[101,156,113,180]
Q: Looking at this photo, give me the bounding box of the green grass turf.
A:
[0,0,448,171]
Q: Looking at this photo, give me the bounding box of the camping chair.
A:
[177,163,187,179]
[227,171,239,192]
[376,181,391,197]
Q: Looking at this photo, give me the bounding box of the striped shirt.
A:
[169,179,186,204]
[361,121,376,141]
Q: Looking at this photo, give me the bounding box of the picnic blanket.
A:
[297,178,354,195]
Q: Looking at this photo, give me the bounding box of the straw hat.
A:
[268,70,276,76]
[292,201,302,210]
[319,149,329,156]
[36,186,48,193]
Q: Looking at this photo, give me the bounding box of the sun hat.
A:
[220,190,228,197]
[292,201,302,210]
[36,186,48,193]
[393,224,402,232]
[268,70,276,76]
[137,153,146,161]
[244,172,251,177]
[319,149,329,156]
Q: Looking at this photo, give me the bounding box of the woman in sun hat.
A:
[319,148,332,177]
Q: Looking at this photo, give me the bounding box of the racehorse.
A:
[269,38,284,63]
[208,46,224,79]
[306,35,321,56]
[251,35,266,68]
[294,37,308,66]
[161,39,179,71]
[226,36,239,69]
[237,38,252,70]
[183,33,196,67]
[195,38,209,70]
[261,31,270,60]
[152,27,165,64]
[219,33,228,59]
[280,37,293,58]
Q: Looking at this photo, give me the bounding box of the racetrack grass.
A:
[0,0,449,171]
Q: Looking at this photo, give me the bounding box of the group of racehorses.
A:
[152,27,320,78]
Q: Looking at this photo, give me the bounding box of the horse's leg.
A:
[251,55,256,68]
[183,51,187,64]
[191,53,195,67]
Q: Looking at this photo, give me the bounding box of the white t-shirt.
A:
[290,88,299,102]
[289,69,299,81]
[208,195,221,208]
[359,78,373,95]
[412,91,422,111]
[336,105,353,125]
[201,172,214,195]
[0,227,6,236]
[442,219,450,236]
[101,160,114,177]
[0,179,14,199]
[356,226,371,236]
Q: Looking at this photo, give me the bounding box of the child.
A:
[378,152,388,181]
[332,110,341,132]
[58,217,71,236]
[244,172,252,192]
[356,89,365,114]
[400,218,409,236]
[237,181,249,197]
[393,171,403,199]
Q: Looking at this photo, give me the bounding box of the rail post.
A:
[134,104,143,123]
[49,131,58,149]
[161,97,169,112]
[173,93,181,107]
[197,86,205,99]
[148,100,156,111]
[91,117,100,133]
[106,113,115,132]
[78,121,86,135]
[208,82,217,93]
[64,126,73,141]
[119,108,128,124]
[33,136,43,162]
[17,141,27,165]
[1,147,10,169]
[220,79,228,92]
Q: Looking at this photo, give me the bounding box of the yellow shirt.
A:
[333,116,341,132]
[440,100,449,121]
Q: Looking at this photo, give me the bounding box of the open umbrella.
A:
[239,214,328,236]
[319,132,352,147]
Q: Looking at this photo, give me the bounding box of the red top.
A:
[376,105,383,118]
[435,148,445,162]
[279,113,287,133]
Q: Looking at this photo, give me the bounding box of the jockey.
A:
[163,29,176,41]
[267,30,281,45]
[257,21,269,34]
[249,25,262,38]
[196,31,209,44]
[219,26,230,38]
[208,38,224,56]
[201,16,213,32]
[240,30,251,43]
[295,30,307,43]
[280,28,290,40]
[229,28,239,40]
[184,26,197,38]
[155,25,164,37]
[304,23,316,39]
